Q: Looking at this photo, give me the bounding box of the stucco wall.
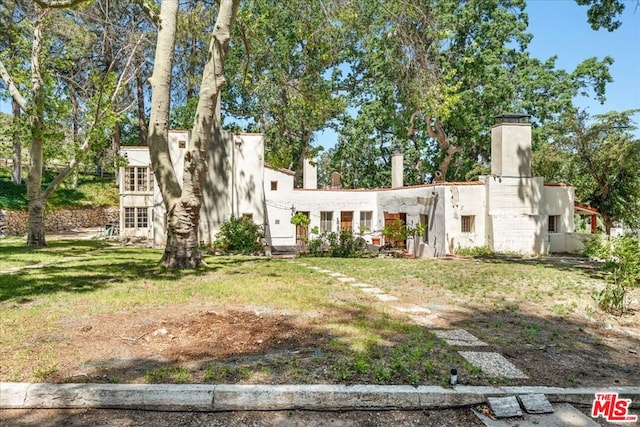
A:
[443,184,486,253]
[264,167,296,246]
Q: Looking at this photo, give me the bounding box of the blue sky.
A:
[526,0,639,119]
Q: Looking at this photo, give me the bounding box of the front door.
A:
[295,211,309,245]
[340,211,353,232]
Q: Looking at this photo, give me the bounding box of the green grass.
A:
[0,241,624,386]
[0,168,118,210]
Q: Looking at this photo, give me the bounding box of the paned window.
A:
[360,211,373,231]
[461,215,475,233]
[320,211,333,233]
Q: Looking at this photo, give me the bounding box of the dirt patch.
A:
[7,298,637,388]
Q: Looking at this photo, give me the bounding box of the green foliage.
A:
[307,230,363,258]
[543,110,640,233]
[382,219,407,248]
[214,216,264,255]
[0,169,118,210]
[585,235,640,314]
[290,212,311,227]
[454,246,495,257]
[576,0,626,31]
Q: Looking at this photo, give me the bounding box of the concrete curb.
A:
[2,383,639,411]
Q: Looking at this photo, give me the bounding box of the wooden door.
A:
[340,211,353,231]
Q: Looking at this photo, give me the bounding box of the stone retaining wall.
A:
[0,207,119,236]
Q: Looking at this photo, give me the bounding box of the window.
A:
[178,139,186,148]
[548,215,560,233]
[461,215,475,233]
[242,213,253,221]
[320,211,333,233]
[420,214,429,242]
[124,166,152,192]
[124,207,135,228]
[124,207,149,229]
[137,208,148,228]
[270,180,278,191]
[360,211,372,231]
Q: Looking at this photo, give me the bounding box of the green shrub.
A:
[455,246,494,257]
[214,216,263,255]
[306,230,363,258]
[586,234,640,314]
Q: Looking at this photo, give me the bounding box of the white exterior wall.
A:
[484,176,546,254]
[264,167,296,246]
[443,184,486,253]
[152,130,189,246]
[119,146,154,239]
[377,186,445,257]
[199,132,265,245]
[542,185,576,253]
[291,189,378,242]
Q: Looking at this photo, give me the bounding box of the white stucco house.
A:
[118,115,590,256]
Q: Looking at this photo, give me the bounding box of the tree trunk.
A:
[426,116,460,181]
[27,196,46,245]
[136,73,147,146]
[26,8,47,246]
[11,99,22,185]
[148,0,239,269]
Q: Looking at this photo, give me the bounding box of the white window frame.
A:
[359,211,373,231]
[320,211,333,234]
[124,166,154,192]
[124,207,149,229]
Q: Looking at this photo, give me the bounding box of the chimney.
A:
[330,171,341,189]
[491,114,531,177]
[391,150,403,188]
[303,158,317,189]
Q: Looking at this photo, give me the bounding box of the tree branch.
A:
[33,0,92,9]
[134,0,159,25]
[0,59,29,111]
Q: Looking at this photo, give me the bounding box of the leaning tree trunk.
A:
[426,116,460,181]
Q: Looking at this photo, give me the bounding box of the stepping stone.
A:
[360,287,384,294]
[374,294,399,302]
[318,269,333,274]
[393,306,431,314]
[328,272,346,277]
[409,314,440,327]
[350,283,372,288]
[458,351,528,379]
[517,394,553,414]
[337,277,356,283]
[474,403,599,427]
[487,396,522,418]
[434,329,488,346]
[308,266,322,270]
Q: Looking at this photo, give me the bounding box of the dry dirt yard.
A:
[9,291,639,388]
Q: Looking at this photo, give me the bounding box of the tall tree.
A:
[540,109,640,235]
[0,0,141,245]
[147,0,240,268]
[223,1,349,180]
[327,0,614,187]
